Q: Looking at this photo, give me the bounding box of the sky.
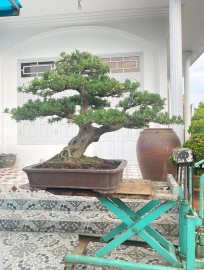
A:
[190,53,204,109]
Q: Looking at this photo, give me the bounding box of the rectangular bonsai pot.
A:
[23,159,127,194]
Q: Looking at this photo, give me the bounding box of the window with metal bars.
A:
[21,61,55,78]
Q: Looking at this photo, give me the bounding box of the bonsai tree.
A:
[4,50,183,168]
[188,102,204,135]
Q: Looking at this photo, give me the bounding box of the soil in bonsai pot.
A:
[36,156,120,170]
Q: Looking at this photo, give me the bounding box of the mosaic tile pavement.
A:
[0,230,180,270]
[0,207,179,237]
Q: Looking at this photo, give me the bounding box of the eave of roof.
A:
[0,0,22,17]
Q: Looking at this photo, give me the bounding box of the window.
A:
[18,54,142,145]
[21,61,54,78]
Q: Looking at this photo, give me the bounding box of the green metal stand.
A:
[62,169,204,270]
[64,192,204,269]
[44,160,204,270]
[65,197,183,269]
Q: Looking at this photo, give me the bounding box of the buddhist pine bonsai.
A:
[4,50,183,169]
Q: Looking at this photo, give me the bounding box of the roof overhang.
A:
[0,1,204,66]
[0,0,22,17]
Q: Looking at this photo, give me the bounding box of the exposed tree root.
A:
[37,156,120,170]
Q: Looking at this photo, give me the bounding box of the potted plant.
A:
[0,153,16,168]
[180,134,204,210]
[182,134,204,187]
[4,50,183,192]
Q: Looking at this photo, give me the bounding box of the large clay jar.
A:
[136,128,180,182]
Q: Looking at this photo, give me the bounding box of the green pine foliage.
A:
[4,50,184,160]
[5,50,183,127]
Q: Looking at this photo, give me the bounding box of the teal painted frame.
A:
[64,196,186,269]
[64,163,204,270]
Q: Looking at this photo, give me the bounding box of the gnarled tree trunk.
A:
[59,123,121,161]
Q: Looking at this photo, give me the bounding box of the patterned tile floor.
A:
[0,166,28,193]
[0,230,179,270]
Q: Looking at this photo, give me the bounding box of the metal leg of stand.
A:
[186,212,203,270]
[100,199,161,243]
[199,174,204,218]
[65,254,183,270]
[179,200,189,261]
[64,237,89,270]
[186,215,197,270]
[109,198,176,250]
[65,197,183,269]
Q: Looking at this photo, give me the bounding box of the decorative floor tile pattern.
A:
[0,195,151,212]
[0,166,28,183]
[0,207,179,236]
[0,195,178,216]
[0,231,181,270]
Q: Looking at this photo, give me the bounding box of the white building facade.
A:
[0,0,204,166]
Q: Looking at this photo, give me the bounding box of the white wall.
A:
[1,19,167,166]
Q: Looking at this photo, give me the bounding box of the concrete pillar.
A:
[183,51,192,141]
[169,0,183,143]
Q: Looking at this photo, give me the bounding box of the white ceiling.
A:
[0,0,204,65]
[18,0,170,17]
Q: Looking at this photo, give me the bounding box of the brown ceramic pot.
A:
[23,159,127,194]
[136,128,180,182]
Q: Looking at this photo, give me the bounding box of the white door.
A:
[93,73,142,164]
[18,77,79,145]
[18,78,41,144]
